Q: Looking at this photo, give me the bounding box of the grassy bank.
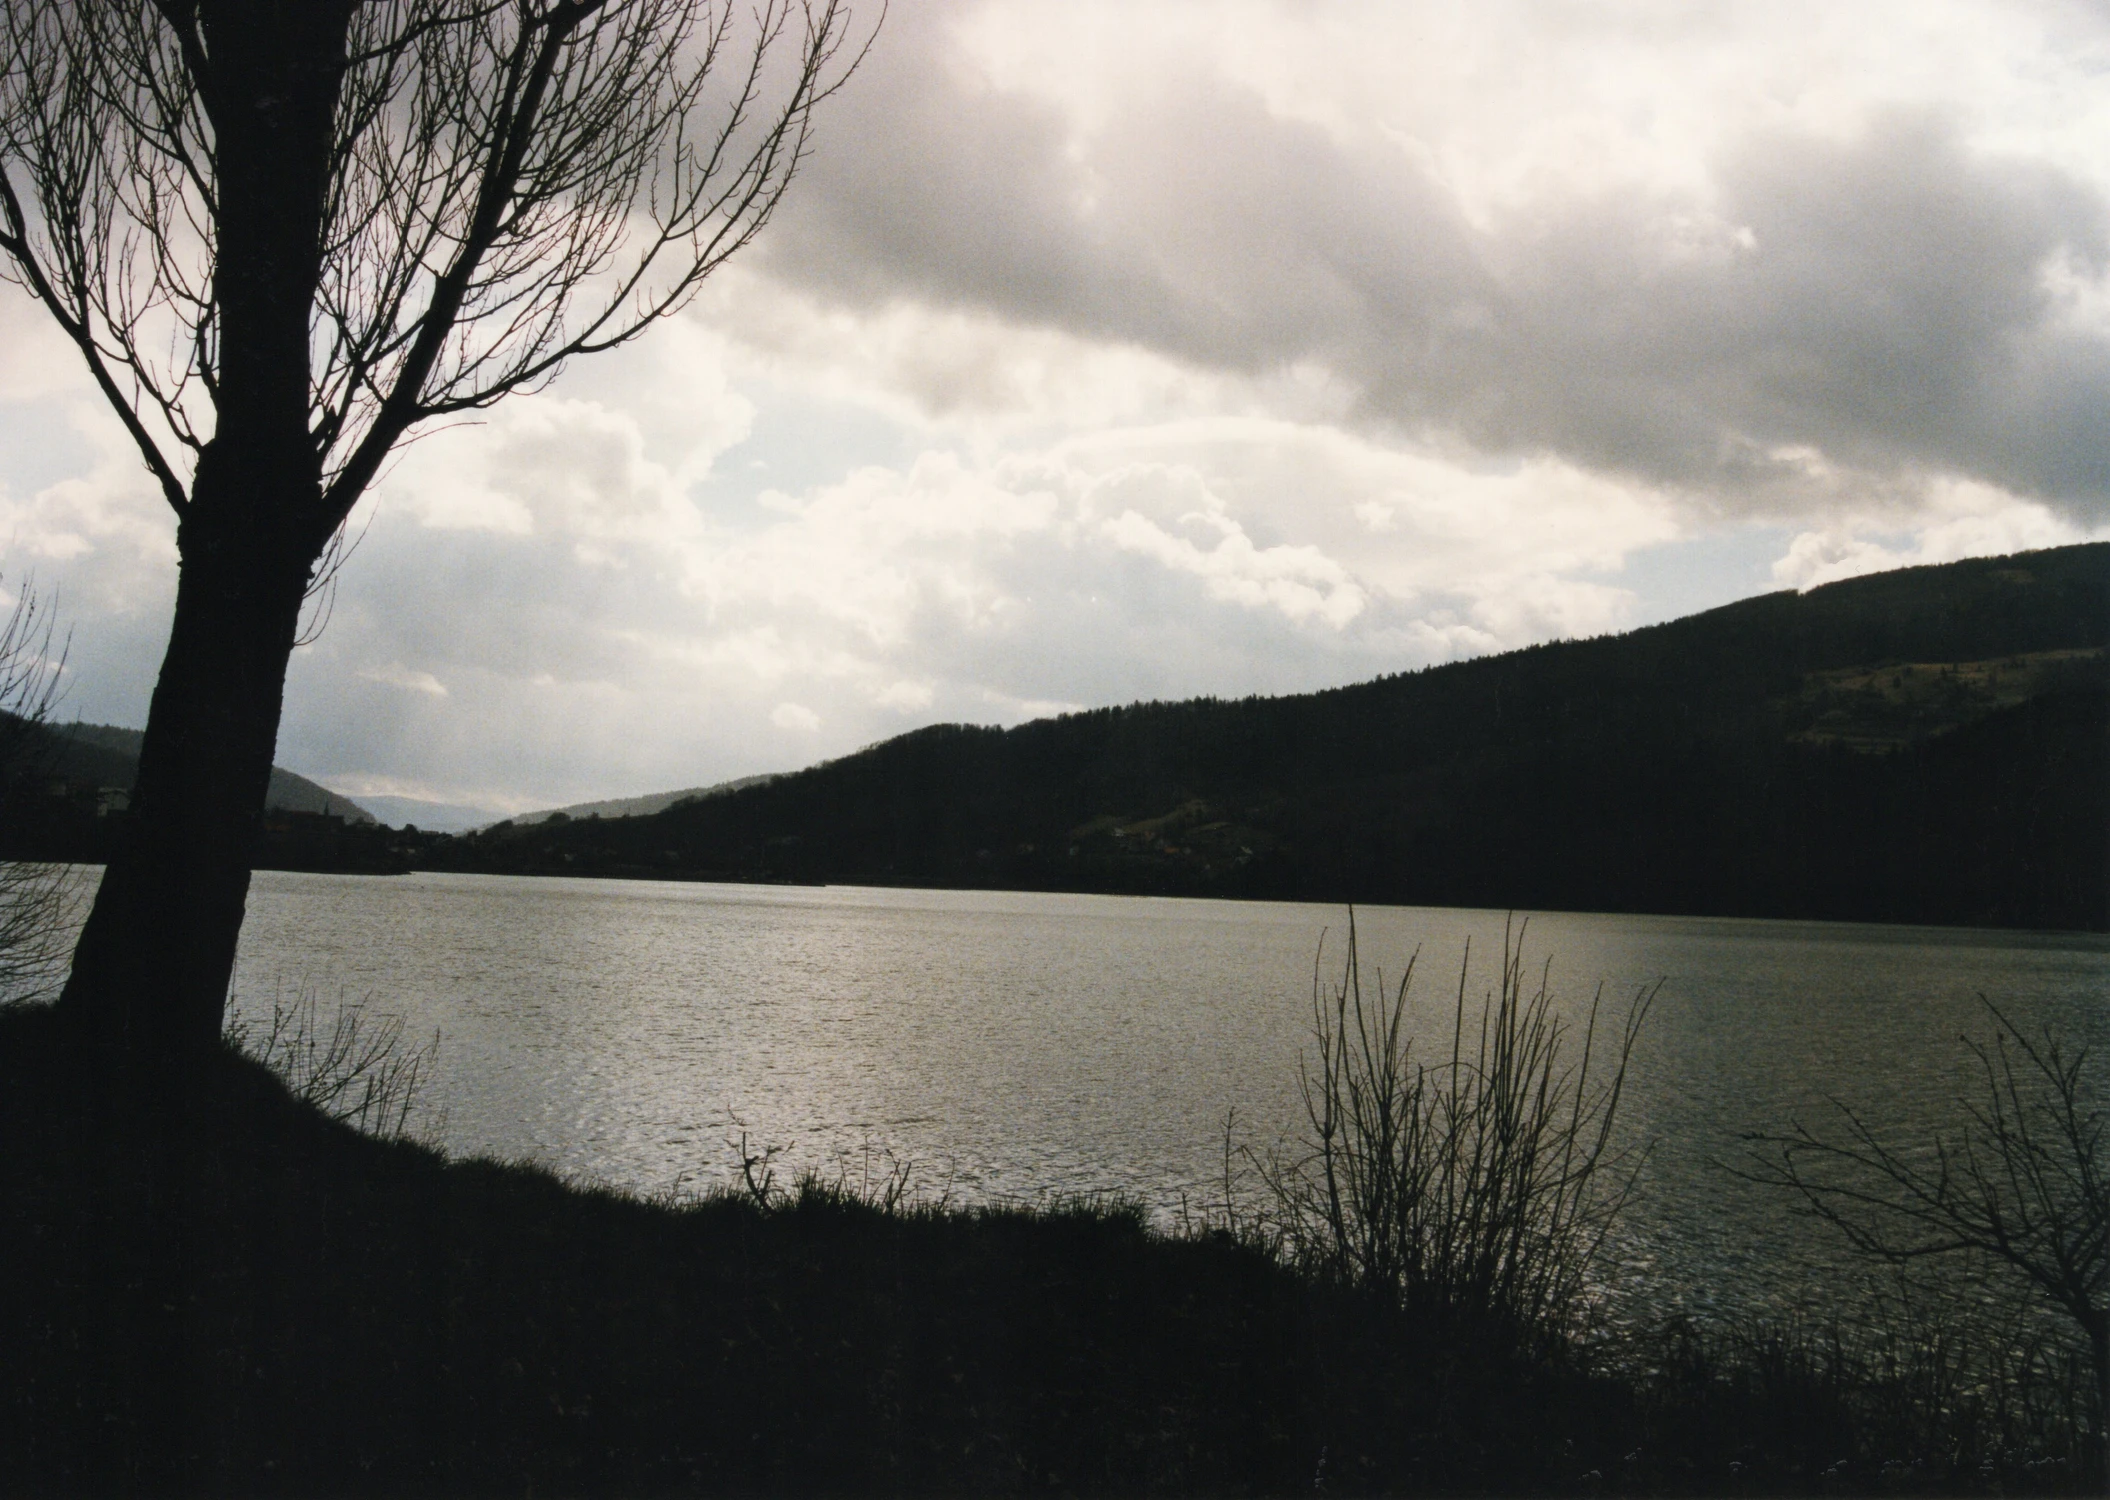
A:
[0,994,2093,1496]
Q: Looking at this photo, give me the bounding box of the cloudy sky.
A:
[6,0,2110,826]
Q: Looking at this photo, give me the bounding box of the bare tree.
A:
[1744,1003,2110,1476]
[0,1,870,1060]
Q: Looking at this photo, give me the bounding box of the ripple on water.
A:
[211,869,2110,1323]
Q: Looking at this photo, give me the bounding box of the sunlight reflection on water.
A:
[219,870,2109,1323]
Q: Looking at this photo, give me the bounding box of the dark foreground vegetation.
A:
[437,544,2109,931]
[4,964,2100,1497]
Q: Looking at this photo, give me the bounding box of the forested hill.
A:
[30,722,376,824]
[0,718,380,869]
[435,544,2110,930]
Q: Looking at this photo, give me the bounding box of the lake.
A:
[218,870,2109,1324]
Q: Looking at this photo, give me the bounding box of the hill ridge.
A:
[433,543,2109,931]
[14,718,376,824]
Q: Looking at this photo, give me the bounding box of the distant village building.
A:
[94,787,130,817]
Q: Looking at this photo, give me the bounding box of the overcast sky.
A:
[6,0,2110,826]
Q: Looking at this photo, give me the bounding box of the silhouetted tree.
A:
[0,0,868,1060]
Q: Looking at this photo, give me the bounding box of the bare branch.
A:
[1738,999,2110,1458]
[0,0,874,558]
[312,0,872,545]
[0,576,83,1005]
[0,171,190,516]
[0,1,212,515]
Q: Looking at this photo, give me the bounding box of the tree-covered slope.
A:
[0,717,381,866]
[448,543,2109,929]
[32,722,376,823]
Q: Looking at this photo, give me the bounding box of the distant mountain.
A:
[435,544,2110,931]
[509,775,778,826]
[267,769,377,823]
[25,721,376,823]
[351,795,507,834]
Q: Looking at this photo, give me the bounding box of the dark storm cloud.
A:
[1470,116,2110,507]
[763,6,2110,518]
[767,4,1487,377]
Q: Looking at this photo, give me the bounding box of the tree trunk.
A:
[57,462,313,1060]
[55,1,352,1067]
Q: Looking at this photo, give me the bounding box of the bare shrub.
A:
[0,577,80,1005]
[1259,913,1656,1352]
[1744,999,2110,1477]
[224,983,439,1141]
[724,1121,784,1210]
[0,860,86,1006]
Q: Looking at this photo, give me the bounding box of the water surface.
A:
[225,871,2109,1321]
